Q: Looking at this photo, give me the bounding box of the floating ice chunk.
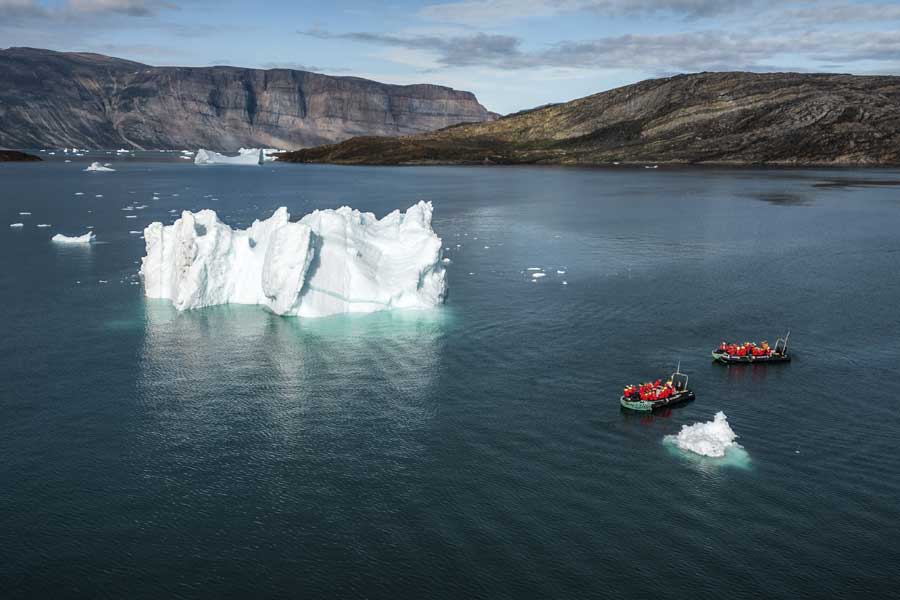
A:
[562,281,568,285]
[85,162,114,172]
[19,212,31,216]
[125,215,137,219]
[556,269,566,274]
[531,272,546,279]
[194,149,262,166]
[526,267,542,271]
[75,192,84,196]
[122,206,133,211]
[141,201,447,318]
[442,257,452,264]
[134,205,147,209]
[37,223,51,228]
[9,223,24,228]
[666,412,739,458]
[52,231,95,244]
[129,230,141,234]
[116,148,130,154]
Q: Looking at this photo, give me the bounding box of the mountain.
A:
[279,72,900,166]
[0,47,497,150]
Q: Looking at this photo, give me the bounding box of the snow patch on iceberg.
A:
[194,149,262,166]
[85,162,114,172]
[140,201,447,318]
[52,231,95,244]
[665,412,740,458]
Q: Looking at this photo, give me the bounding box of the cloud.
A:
[66,0,178,16]
[782,2,900,25]
[0,0,176,22]
[301,26,900,75]
[0,0,50,20]
[301,29,523,68]
[419,0,749,25]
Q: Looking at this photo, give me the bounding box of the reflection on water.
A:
[138,301,447,461]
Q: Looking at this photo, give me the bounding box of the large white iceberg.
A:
[52,231,95,244]
[666,412,740,458]
[194,148,262,166]
[140,201,447,318]
[85,162,114,172]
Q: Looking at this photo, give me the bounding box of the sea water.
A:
[1,155,899,598]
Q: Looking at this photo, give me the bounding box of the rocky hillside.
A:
[0,150,41,161]
[0,47,496,150]
[280,72,900,166]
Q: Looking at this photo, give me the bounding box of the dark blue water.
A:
[2,155,899,598]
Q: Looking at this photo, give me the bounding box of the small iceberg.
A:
[52,231,95,244]
[37,223,51,228]
[664,412,750,469]
[666,412,738,457]
[9,222,24,228]
[194,148,262,166]
[85,162,115,172]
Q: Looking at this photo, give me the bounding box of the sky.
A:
[3,0,900,114]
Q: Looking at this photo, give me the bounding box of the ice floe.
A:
[85,162,115,172]
[37,224,51,228]
[52,231,95,244]
[9,223,24,228]
[141,201,447,318]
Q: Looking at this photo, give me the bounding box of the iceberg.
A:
[9,223,24,228]
[85,162,115,172]
[52,231,95,244]
[240,148,283,162]
[141,201,447,318]
[665,412,740,458]
[194,148,262,166]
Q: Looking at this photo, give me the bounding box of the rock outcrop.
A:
[280,72,900,166]
[0,47,496,150]
[0,150,41,161]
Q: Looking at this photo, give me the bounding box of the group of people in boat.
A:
[623,379,678,403]
[718,340,775,357]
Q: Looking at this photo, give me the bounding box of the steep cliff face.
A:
[280,72,900,166]
[0,47,496,150]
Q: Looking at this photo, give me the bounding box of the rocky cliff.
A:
[0,47,496,150]
[280,72,900,166]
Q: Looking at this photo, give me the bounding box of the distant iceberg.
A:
[85,162,115,172]
[141,201,446,318]
[52,231,95,244]
[239,148,283,162]
[665,412,740,458]
[194,148,262,166]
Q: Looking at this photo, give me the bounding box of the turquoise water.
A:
[1,156,899,598]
